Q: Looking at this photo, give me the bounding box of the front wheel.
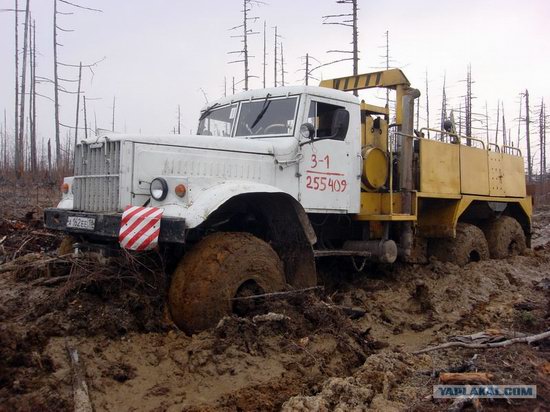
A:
[168,232,287,334]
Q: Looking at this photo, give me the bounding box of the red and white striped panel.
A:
[118,206,164,251]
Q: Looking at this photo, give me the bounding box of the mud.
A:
[0,186,549,411]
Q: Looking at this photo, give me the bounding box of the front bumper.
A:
[44,208,187,244]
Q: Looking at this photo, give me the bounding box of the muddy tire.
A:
[429,223,489,266]
[483,216,526,259]
[168,232,286,334]
[57,235,76,256]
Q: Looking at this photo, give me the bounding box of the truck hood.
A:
[82,132,299,157]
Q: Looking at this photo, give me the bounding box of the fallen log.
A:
[66,344,93,412]
[413,330,550,354]
[439,372,493,385]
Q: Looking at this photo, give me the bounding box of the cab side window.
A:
[307,101,346,140]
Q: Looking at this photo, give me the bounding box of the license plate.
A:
[67,216,96,231]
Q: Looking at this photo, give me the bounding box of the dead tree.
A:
[516,94,522,148]
[465,65,472,144]
[465,64,472,139]
[74,62,82,149]
[539,99,546,177]
[177,105,181,134]
[14,0,19,176]
[111,96,115,132]
[280,43,285,86]
[425,70,430,138]
[228,0,262,91]
[29,18,37,173]
[384,30,390,106]
[263,20,267,89]
[47,138,51,177]
[495,100,500,145]
[440,73,447,136]
[485,102,489,144]
[3,109,7,169]
[53,0,61,169]
[502,102,507,147]
[305,53,310,85]
[525,89,532,182]
[322,0,359,96]
[83,95,88,139]
[273,26,279,87]
[16,0,30,177]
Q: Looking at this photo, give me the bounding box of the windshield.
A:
[197,103,237,136]
[235,97,298,137]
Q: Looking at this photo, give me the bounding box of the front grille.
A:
[73,141,121,212]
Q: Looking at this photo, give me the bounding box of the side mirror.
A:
[330,109,349,140]
[299,123,315,140]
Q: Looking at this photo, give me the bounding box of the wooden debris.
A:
[439,372,493,385]
[414,330,550,354]
[66,344,93,412]
[230,286,323,301]
[335,305,367,319]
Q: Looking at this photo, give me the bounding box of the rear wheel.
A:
[168,232,287,334]
[483,216,526,259]
[429,223,489,266]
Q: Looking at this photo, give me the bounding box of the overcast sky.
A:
[1,0,549,167]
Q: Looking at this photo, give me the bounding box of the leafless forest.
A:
[1,0,548,198]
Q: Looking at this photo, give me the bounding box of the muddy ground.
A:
[0,184,549,411]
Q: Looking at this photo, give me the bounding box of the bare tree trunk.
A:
[525,89,532,182]
[17,0,30,178]
[14,0,19,176]
[30,19,37,174]
[539,98,546,178]
[177,105,181,134]
[273,26,277,87]
[242,0,249,91]
[74,62,82,149]
[465,64,472,145]
[47,138,51,178]
[83,95,88,139]
[502,102,507,147]
[440,74,447,132]
[111,96,116,132]
[3,109,7,170]
[425,70,430,138]
[53,0,62,170]
[351,0,358,97]
[494,100,500,145]
[263,20,267,89]
[305,53,309,86]
[485,102,489,145]
[280,43,285,87]
[385,30,389,106]
[517,94,522,148]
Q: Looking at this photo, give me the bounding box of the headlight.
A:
[150,178,168,201]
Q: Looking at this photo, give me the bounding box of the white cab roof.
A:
[202,85,359,111]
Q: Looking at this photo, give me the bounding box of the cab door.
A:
[298,96,360,213]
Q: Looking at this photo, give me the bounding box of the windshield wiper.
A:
[199,103,220,122]
[250,94,272,129]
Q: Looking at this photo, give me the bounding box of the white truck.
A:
[45,69,532,333]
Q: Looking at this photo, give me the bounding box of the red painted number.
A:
[306,176,347,192]
[311,154,330,169]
